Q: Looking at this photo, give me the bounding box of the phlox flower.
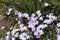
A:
[31,13,36,17]
[45,3,49,6]
[24,13,29,18]
[19,33,30,40]
[11,29,19,36]
[37,24,47,31]
[57,23,60,27]
[7,31,10,35]
[19,26,28,31]
[14,32,19,38]
[39,0,42,2]
[43,19,53,24]
[5,35,10,40]
[18,12,24,18]
[34,30,44,38]
[12,37,15,40]
[36,10,42,17]
[6,8,12,15]
[19,23,24,27]
[39,16,43,21]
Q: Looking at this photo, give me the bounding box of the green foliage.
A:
[0,28,11,38]
[42,23,57,40]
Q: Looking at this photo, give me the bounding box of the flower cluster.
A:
[3,9,57,40]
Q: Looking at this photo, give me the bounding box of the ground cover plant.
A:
[0,0,60,40]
